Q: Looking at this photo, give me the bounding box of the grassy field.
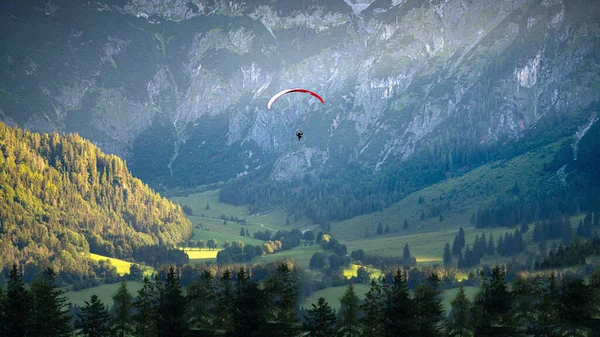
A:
[258,245,324,270]
[331,140,565,242]
[181,248,224,264]
[170,189,315,231]
[343,264,383,279]
[187,218,266,247]
[88,253,154,277]
[344,226,517,263]
[301,284,371,310]
[301,284,480,313]
[66,281,145,307]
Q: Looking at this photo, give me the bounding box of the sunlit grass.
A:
[416,256,444,263]
[181,248,221,260]
[342,263,382,280]
[88,253,154,277]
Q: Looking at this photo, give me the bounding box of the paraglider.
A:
[267,88,324,141]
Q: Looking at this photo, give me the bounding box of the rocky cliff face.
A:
[0,0,598,187]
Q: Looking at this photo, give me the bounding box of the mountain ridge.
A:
[0,0,598,222]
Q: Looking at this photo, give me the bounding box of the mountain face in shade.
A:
[0,0,598,191]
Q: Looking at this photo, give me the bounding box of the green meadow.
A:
[66,281,145,307]
[331,140,565,243]
[170,189,315,229]
[88,253,154,277]
[301,284,480,313]
[258,245,324,270]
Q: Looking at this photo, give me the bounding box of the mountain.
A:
[0,0,598,220]
[0,122,191,278]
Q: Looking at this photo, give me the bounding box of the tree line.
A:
[2,261,600,337]
[445,227,526,270]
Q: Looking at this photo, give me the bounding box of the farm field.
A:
[181,248,222,263]
[88,253,154,277]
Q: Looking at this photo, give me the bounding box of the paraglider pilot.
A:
[296,131,303,141]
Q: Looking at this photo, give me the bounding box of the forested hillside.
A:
[0,122,191,278]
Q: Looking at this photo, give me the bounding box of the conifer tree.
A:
[133,276,159,337]
[444,243,453,267]
[4,263,31,337]
[213,269,234,331]
[384,269,414,337]
[338,283,360,337]
[497,235,505,256]
[557,277,596,336]
[512,181,520,195]
[487,234,495,255]
[187,270,215,330]
[304,298,338,337]
[458,227,466,249]
[230,267,268,337]
[471,267,515,336]
[413,273,444,337]
[403,244,411,261]
[452,235,462,256]
[531,274,559,337]
[479,233,488,257]
[403,219,409,230]
[30,267,72,337]
[446,286,472,337]
[76,295,111,337]
[111,279,133,337]
[384,224,391,234]
[464,245,474,268]
[377,223,383,235]
[264,263,301,337]
[457,252,465,269]
[360,279,385,337]
[157,266,187,337]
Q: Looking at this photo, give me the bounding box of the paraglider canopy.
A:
[267,88,324,110]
